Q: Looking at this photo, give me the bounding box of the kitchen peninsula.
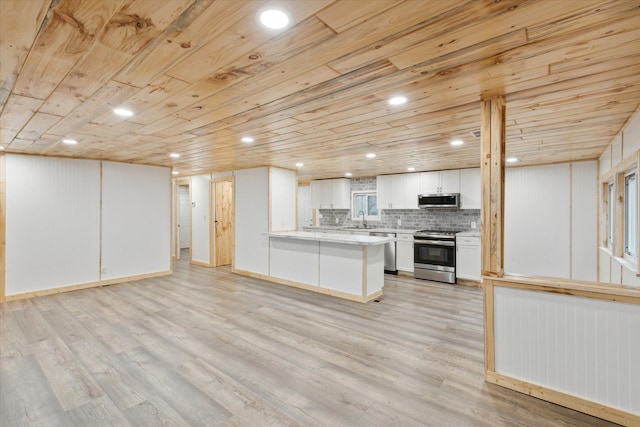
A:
[266,231,395,302]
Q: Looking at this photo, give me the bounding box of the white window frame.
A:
[607,181,614,249]
[623,170,637,261]
[351,191,380,221]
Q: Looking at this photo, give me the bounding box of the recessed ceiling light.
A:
[388,96,407,106]
[241,136,254,143]
[259,8,290,29]
[345,172,352,177]
[0,146,5,150]
[366,153,376,159]
[407,167,415,172]
[172,171,179,175]
[169,153,180,158]
[113,108,134,117]
[506,157,519,163]
[62,139,78,145]
[295,162,304,167]
[450,139,464,146]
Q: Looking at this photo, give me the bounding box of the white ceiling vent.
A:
[470,130,481,138]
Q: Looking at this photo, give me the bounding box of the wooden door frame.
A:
[173,178,191,261]
[210,176,234,267]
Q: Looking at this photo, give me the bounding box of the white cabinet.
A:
[456,234,481,281]
[396,233,414,272]
[310,180,322,210]
[376,175,392,209]
[310,178,351,209]
[377,173,420,209]
[419,170,460,194]
[460,168,481,210]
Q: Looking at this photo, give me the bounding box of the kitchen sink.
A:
[341,226,375,230]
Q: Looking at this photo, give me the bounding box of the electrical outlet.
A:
[335,218,339,224]
[471,221,477,229]
[397,219,402,226]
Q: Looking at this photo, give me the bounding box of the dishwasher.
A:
[369,231,397,274]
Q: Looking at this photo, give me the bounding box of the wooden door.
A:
[214,180,233,266]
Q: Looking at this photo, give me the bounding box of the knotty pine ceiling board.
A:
[0,0,50,106]
[1,0,639,180]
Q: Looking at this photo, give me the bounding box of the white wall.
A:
[190,174,211,264]
[298,185,311,229]
[5,155,101,295]
[505,164,571,278]
[234,167,270,275]
[599,109,640,286]
[571,162,598,281]
[270,168,297,231]
[494,286,640,415]
[504,162,598,281]
[623,110,640,157]
[4,155,170,297]
[101,162,170,280]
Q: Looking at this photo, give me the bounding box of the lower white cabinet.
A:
[456,234,480,281]
[396,233,414,272]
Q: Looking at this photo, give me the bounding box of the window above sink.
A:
[352,191,379,222]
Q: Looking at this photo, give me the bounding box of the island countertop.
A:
[267,231,396,246]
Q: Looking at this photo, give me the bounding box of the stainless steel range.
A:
[413,230,458,283]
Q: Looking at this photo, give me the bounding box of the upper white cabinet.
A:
[377,173,419,209]
[460,168,481,210]
[310,178,350,209]
[376,175,392,209]
[419,170,460,194]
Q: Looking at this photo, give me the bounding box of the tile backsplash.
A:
[319,208,480,231]
[317,178,480,231]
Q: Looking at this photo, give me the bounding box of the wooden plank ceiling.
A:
[1,0,639,180]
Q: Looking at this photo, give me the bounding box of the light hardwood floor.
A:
[1,254,618,426]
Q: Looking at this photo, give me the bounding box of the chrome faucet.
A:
[359,210,367,229]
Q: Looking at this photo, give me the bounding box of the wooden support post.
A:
[481,97,506,277]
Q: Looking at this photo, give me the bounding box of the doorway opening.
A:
[177,183,191,260]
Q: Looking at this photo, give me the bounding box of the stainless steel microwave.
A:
[417,193,460,208]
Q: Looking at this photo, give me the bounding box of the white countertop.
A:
[302,226,419,234]
[456,231,480,237]
[268,231,396,245]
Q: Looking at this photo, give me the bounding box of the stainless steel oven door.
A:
[413,239,455,270]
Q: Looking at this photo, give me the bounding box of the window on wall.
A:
[624,171,637,258]
[607,182,614,248]
[352,191,379,221]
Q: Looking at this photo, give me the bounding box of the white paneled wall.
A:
[623,110,640,157]
[494,286,640,414]
[599,145,612,177]
[297,185,311,230]
[5,155,101,295]
[505,164,571,278]
[101,162,170,280]
[599,110,640,286]
[234,167,269,275]
[571,162,598,281]
[190,174,211,264]
[270,168,297,231]
[4,155,170,297]
[505,162,598,281]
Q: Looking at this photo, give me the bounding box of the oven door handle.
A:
[415,239,455,246]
